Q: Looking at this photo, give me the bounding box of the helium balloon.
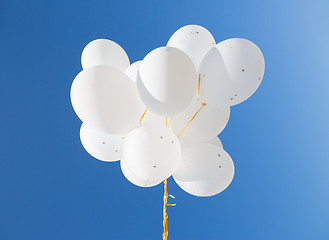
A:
[217,38,265,105]
[137,46,197,117]
[207,137,223,149]
[167,25,216,70]
[80,123,124,162]
[123,123,181,182]
[125,61,142,82]
[172,98,230,147]
[199,38,265,106]
[198,47,236,106]
[120,159,163,187]
[70,66,145,134]
[173,143,234,197]
[81,39,130,72]
[125,60,167,126]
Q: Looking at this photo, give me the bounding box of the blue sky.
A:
[1,0,329,239]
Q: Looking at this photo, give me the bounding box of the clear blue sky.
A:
[1,0,329,239]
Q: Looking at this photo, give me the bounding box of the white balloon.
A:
[198,47,236,107]
[120,159,163,187]
[123,124,181,182]
[199,38,265,106]
[167,25,216,70]
[125,61,142,82]
[172,98,229,147]
[125,60,167,126]
[218,38,265,105]
[207,137,223,149]
[137,46,197,117]
[173,143,234,197]
[81,39,130,72]
[80,123,124,162]
[70,66,145,134]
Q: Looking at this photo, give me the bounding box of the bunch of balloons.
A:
[71,25,265,197]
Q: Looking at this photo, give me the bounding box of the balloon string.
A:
[177,102,206,139]
[139,109,148,124]
[162,179,175,240]
[198,74,201,94]
[162,179,168,240]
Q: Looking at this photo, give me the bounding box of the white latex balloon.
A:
[81,39,130,72]
[120,159,163,187]
[172,98,230,147]
[125,61,141,82]
[70,66,145,134]
[123,123,181,182]
[167,25,216,70]
[199,38,265,106]
[125,60,167,126]
[137,46,197,117]
[207,137,223,149]
[198,47,236,107]
[80,123,124,162]
[173,143,234,197]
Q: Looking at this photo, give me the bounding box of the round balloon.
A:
[172,98,230,147]
[80,123,124,162]
[167,25,216,70]
[125,60,142,82]
[70,66,145,134]
[81,39,130,72]
[173,143,234,197]
[199,38,265,106]
[125,60,167,126]
[198,47,236,106]
[137,46,197,117]
[123,123,181,182]
[120,159,163,187]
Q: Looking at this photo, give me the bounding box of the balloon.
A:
[124,60,167,126]
[167,25,216,70]
[125,61,142,82]
[207,137,223,149]
[80,123,124,162]
[137,46,197,117]
[70,66,145,134]
[173,143,234,197]
[172,98,229,147]
[199,38,265,106]
[198,47,236,107]
[123,123,181,182]
[125,60,172,126]
[120,159,163,187]
[81,39,130,72]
